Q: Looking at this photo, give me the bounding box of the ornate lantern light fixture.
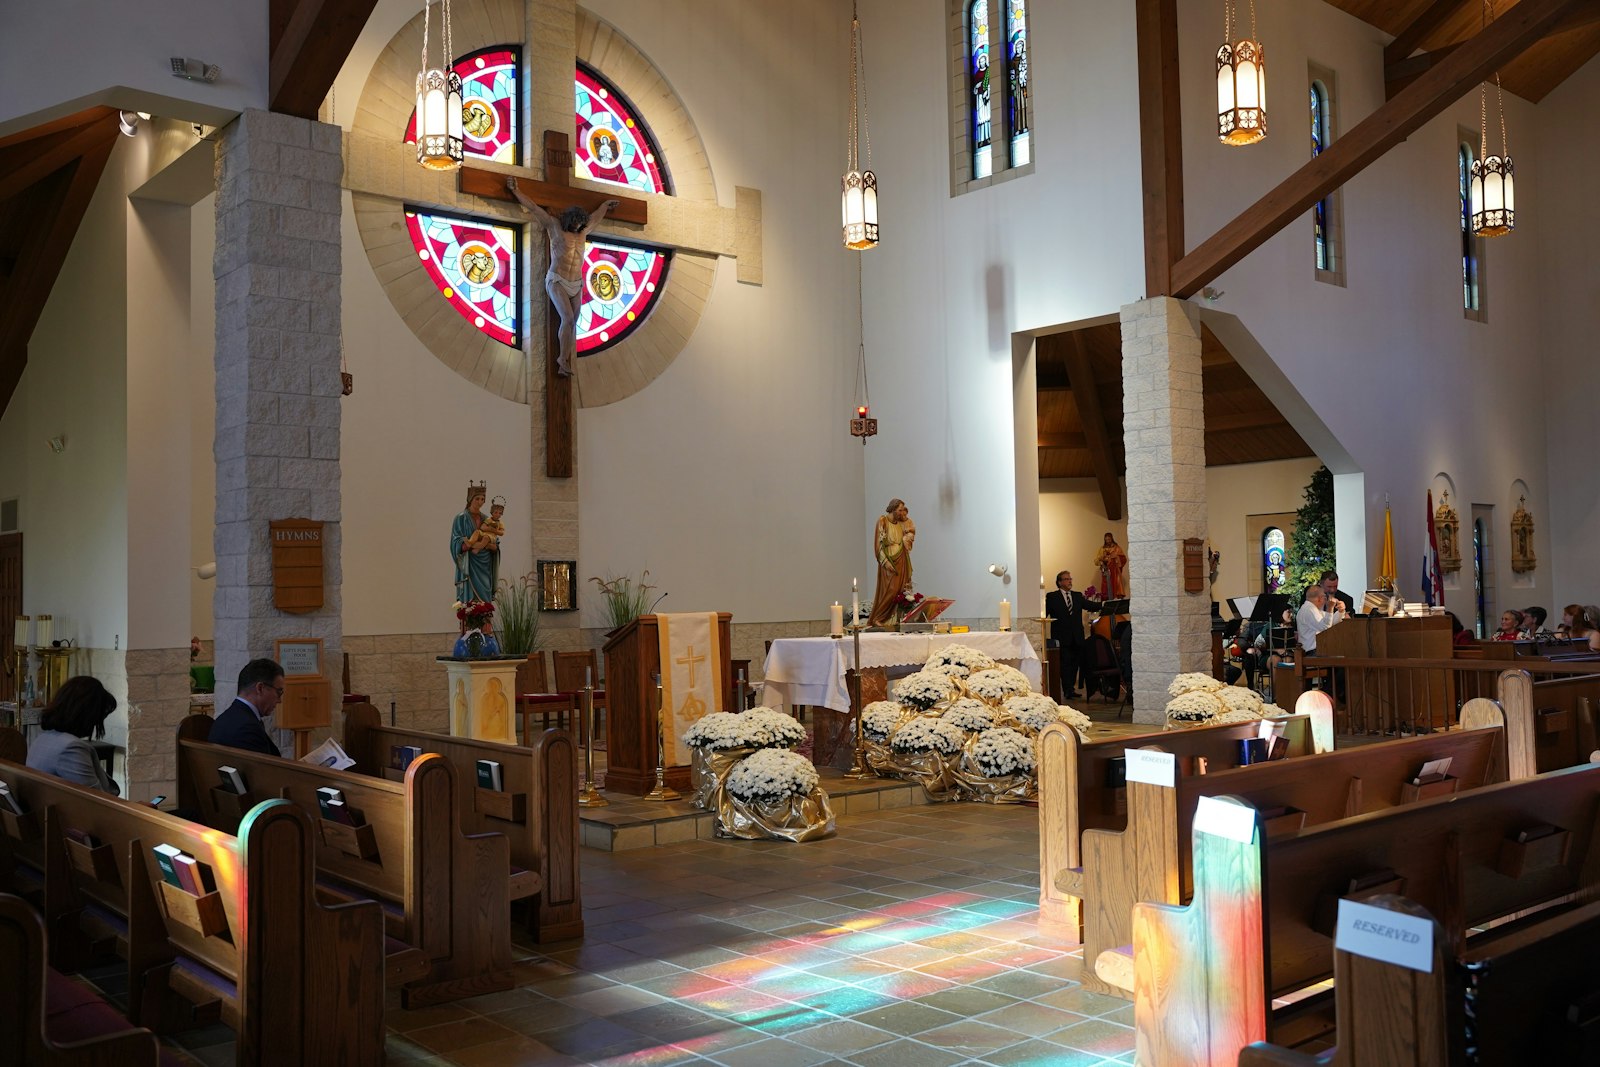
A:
[841,0,879,250]
[1469,0,1515,236]
[1216,0,1266,145]
[415,0,463,170]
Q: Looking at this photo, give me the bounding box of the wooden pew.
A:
[0,725,24,764]
[1130,764,1600,1066]
[0,762,385,1065]
[1037,699,1332,933]
[1077,708,1505,999]
[341,701,583,942]
[1,891,167,1067]
[1239,894,1600,1065]
[175,719,514,1007]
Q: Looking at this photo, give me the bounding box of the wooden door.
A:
[0,534,19,702]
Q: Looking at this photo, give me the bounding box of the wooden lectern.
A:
[602,613,732,796]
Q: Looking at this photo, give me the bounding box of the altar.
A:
[760,631,1041,714]
[437,655,521,745]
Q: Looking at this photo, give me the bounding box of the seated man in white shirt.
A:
[1296,584,1344,656]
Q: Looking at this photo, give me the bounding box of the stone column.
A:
[1120,297,1210,723]
[212,110,343,718]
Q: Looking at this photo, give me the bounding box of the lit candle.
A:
[852,578,860,629]
[1000,599,1011,631]
[830,602,844,636]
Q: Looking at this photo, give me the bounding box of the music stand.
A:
[1249,593,1294,657]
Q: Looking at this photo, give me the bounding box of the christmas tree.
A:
[1286,465,1335,599]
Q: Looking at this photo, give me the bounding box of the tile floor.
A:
[141,800,1128,1066]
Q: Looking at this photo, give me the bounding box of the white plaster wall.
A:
[1173,0,1557,624]
[1040,480,1129,602]
[572,1,867,627]
[1537,57,1600,604]
[337,193,535,635]
[861,0,1146,618]
[0,1,266,135]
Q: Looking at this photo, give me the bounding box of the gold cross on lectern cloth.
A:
[657,613,723,767]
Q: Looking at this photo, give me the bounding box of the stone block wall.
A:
[125,647,192,800]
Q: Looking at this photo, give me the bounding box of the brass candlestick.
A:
[844,622,873,779]
[577,682,606,806]
[735,668,749,712]
[642,674,681,801]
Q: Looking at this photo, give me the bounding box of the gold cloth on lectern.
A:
[658,612,724,767]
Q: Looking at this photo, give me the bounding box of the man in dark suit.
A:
[1318,570,1356,615]
[208,658,286,756]
[1045,571,1101,699]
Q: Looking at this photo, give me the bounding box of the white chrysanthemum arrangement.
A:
[682,709,806,751]
[965,667,1031,703]
[862,701,907,741]
[970,727,1037,777]
[924,661,971,680]
[1259,703,1288,718]
[1167,672,1225,698]
[726,748,821,804]
[925,644,997,673]
[889,716,967,754]
[893,670,957,711]
[1216,686,1265,713]
[1165,690,1225,723]
[1214,706,1264,724]
[1004,693,1091,735]
[941,698,996,732]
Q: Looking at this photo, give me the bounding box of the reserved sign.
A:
[1334,898,1434,973]
[1125,748,1176,787]
[1193,795,1256,842]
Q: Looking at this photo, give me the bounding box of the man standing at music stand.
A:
[1046,571,1101,699]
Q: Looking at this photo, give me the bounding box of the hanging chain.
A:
[847,2,860,171]
[857,2,871,168]
[421,0,430,71]
[1495,73,1508,156]
[1248,0,1257,39]
[854,254,870,409]
[443,0,453,76]
[1224,0,1233,46]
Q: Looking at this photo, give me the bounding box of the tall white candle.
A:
[13,616,27,649]
[999,599,1011,631]
[851,579,859,627]
[830,602,844,636]
[585,666,593,688]
[1040,576,1048,618]
[35,615,51,648]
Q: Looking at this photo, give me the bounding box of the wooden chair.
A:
[514,652,574,745]
[552,650,605,740]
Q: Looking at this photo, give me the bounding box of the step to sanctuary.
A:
[578,769,929,851]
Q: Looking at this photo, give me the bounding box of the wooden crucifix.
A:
[459,131,649,477]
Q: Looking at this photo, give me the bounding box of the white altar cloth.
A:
[760,631,1041,714]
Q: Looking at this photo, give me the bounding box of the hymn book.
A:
[476,760,504,792]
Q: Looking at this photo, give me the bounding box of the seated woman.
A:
[25,676,120,795]
[1554,604,1600,650]
[1448,611,1476,647]
[1491,609,1524,642]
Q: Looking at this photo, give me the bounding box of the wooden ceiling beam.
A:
[1037,432,1089,449]
[1171,0,1592,299]
[0,118,119,203]
[269,0,381,120]
[0,107,113,153]
[1385,0,1474,65]
[0,126,117,418]
[1064,332,1123,520]
[1136,0,1184,296]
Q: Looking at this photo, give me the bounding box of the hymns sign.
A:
[269,518,324,614]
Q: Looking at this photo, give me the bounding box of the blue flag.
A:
[1421,554,1433,607]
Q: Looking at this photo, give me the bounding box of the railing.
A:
[1275,655,1600,735]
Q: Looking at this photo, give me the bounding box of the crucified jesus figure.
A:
[507,177,619,376]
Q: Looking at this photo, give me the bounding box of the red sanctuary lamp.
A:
[850,404,878,440]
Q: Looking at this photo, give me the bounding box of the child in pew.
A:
[26,676,120,795]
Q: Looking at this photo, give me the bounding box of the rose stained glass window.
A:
[575,238,670,355]
[574,63,669,195]
[405,208,520,347]
[405,47,519,164]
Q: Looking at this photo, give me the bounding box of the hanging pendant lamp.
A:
[841,1,879,250]
[1469,0,1515,236]
[1217,0,1267,146]
[415,0,463,170]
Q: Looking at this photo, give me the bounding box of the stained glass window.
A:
[1007,0,1029,167]
[574,238,670,356]
[1459,144,1480,311]
[1310,82,1330,272]
[970,0,992,179]
[1263,528,1286,594]
[574,63,670,195]
[404,47,519,165]
[405,208,520,347]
